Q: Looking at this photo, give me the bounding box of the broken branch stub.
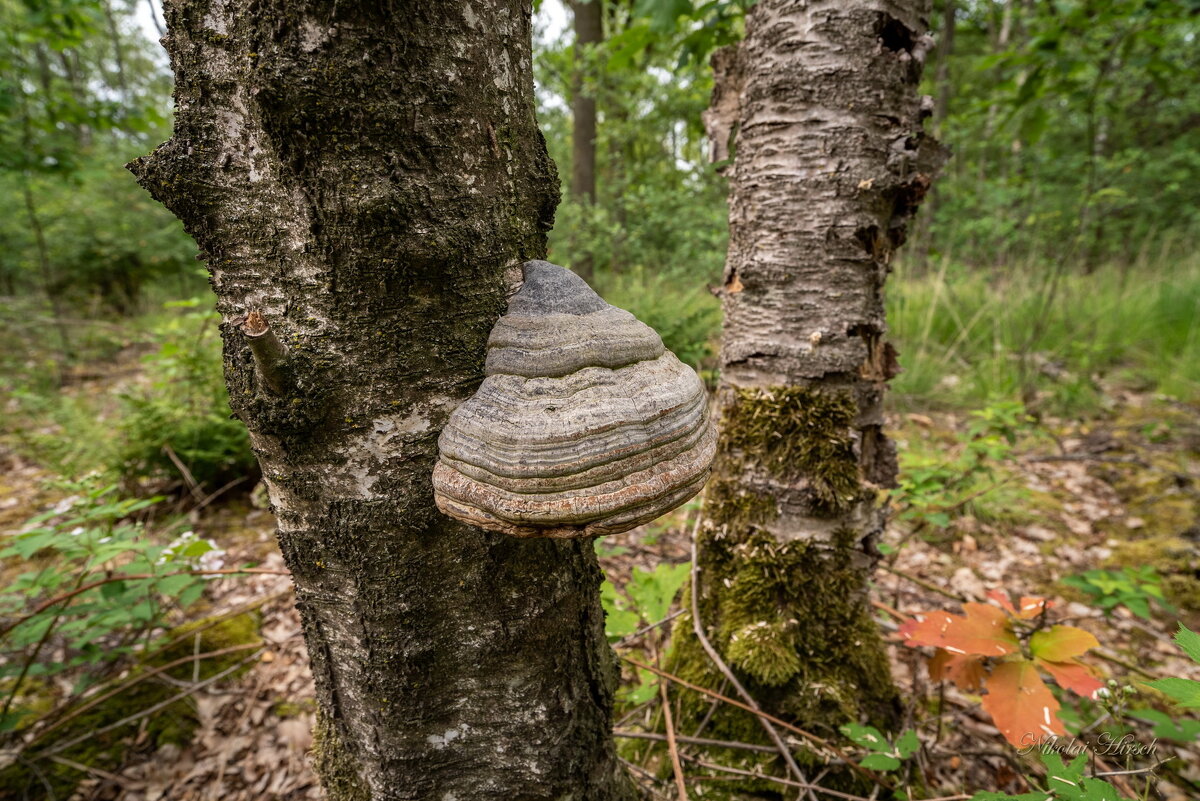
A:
[240,310,290,395]
[433,260,717,538]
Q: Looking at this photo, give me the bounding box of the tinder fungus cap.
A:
[433,260,718,538]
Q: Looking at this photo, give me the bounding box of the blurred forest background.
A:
[1,1,1200,799]
[2,0,1198,473]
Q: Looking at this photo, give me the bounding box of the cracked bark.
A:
[677,0,948,763]
[129,2,633,799]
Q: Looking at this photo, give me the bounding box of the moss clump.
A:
[707,478,778,531]
[724,619,802,687]
[312,710,372,801]
[661,528,899,796]
[1092,441,1200,620]
[722,386,862,513]
[0,612,261,801]
[274,697,317,718]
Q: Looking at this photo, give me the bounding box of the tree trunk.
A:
[129,3,633,799]
[669,0,945,786]
[569,0,602,282]
[570,0,601,204]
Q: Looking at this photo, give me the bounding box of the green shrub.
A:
[594,267,721,369]
[113,300,255,493]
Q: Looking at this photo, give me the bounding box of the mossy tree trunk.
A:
[129,2,632,799]
[668,0,946,785]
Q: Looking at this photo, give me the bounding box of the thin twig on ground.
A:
[614,730,777,754]
[659,672,689,801]
[33,649,261,760]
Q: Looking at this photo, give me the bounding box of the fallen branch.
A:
[31,649,261,761]
[615,730,777,754]
[616,609,685,649]
[622,657,873,779]
[26,641,262,746]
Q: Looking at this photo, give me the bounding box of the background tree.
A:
[665,0,946,785]
[128,2,632,799]
[567,0,602,281]
[0,0,186,320]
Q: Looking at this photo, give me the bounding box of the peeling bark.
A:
[129,2,632,798]
[671,0,948,776]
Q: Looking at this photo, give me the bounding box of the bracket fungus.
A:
[433,260,718,538]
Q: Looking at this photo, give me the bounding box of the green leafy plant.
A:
[602,562,691,706]
[971,751,1135,801]
[0,480,225,732]
[838,722,920,771]
[600,562,691,641]
[1062,567,1174,620]
[1127,708,1200,743]
[113,300,255,492]
[895,402,1032,531]
[1142,624,1200,708]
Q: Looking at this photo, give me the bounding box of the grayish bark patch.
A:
[129,2,634,798]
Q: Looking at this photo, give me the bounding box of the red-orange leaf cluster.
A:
[899,590,1103,747]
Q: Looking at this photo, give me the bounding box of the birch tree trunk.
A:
[129,3,632,799]
[670,0,946,783]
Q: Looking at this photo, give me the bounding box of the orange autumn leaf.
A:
[1029,625,1099,662]
[981,659,1066,747]
[899,602,1019,658]
[929,650,987,692]
[1039,657,1104,699]
[986,589,1054,620]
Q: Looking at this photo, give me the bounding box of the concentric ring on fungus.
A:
[432,260,718,538]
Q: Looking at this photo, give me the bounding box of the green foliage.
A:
[600,561,691,641]
[112,300,255,491]
[593,267,720,367]
[0,0,192,310]
[1127,708,1200,743]
[0,480,225,732]
[1142,624,1200,708]
[970,751,1135,801]
[838,723,920,772]
[7,299,255,493]
[895,402,1030,531]
[537,0,729,328]
[922,0,1200,267]
[888,256,1200,410]
[1061,566,1174,620]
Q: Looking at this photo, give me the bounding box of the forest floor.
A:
[2,355,1199,800]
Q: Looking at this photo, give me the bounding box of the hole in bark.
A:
[860,424,898,488]
[877,14,916,53]
[853,226,887,260]
[846,322,881,339]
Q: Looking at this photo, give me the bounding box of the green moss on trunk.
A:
[722,387,863,514]
[313,710,372,801]
[654,385,901,795]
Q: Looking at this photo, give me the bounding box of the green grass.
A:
[888,252,1200,412]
